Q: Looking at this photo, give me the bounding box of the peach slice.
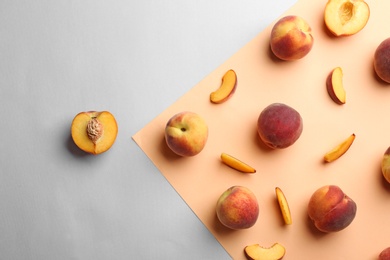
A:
[210,69,237,104]
[326,67,346,105]
[244,243,286,260]
[324,133,355,163]
[71,111,118,155]
[220,153,256,173]
[275,187,292,225]
[324,0,370,37]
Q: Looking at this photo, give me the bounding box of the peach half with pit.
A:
[216,186,259,230]
[257,103,303,149]
[71,111,118,155]
[324,0,370,37]
[270,15,313,61]
[308,185,357,233]
[374,38,390,84]
[164,111,208,157]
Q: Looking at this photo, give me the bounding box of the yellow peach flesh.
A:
[244,243,286,260]
[324,0,370,36]
[324,133,355,162]
[327,67,346,104]
[71,111,118,155]
[275,187,292,225]
[210,69,237,104]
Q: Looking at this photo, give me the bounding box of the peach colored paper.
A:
[133,0,390,259]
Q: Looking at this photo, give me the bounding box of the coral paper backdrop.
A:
[133,0,390,259]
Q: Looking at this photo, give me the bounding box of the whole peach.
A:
[381,146,390,183]
[379,247,390,260]
[270,15,313,61]
[165,111,208,157]
[257,103,303,149]
[216,186,259,230]
[374,38,390,83]
[308,185,357,233]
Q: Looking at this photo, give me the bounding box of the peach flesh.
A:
[71,111,118,155]
[308,185,357,233]
[326,67,346,105]
[257,103,303,149]
[324,0,370,37]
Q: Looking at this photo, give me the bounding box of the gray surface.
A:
[0,0,296,259]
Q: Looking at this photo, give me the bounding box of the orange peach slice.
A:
[324,0,370,37]
[71,111,118,155]
[275,187,292,225]
[210,69,237,104]
[244,243,286,260]
[324,133,355,163]
[220,153,256,173]
[326,67,346,105]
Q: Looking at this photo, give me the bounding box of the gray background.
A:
[0,0,296,259]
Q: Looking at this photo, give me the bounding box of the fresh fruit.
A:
[216,186,259,230]
[379,247,390,260]
[324,0,370,36]
[244,243,286,260]
[308,185,357,232]
[374,38,390,83]
[270,15,313,61]
[381,147,390,183]
[326,67,346,104]
[71,111,118,155]
[275,187,292,225]
[210,69,237,104]
[220,152,256,173]
[257,103,303,149]
[165,111,208,157]
[324,133,355,163]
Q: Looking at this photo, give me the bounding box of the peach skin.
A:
[308,185,357,233]
[326,67,346,105]
[165,111,208,157]
[270,15,313,61]
[381,146,390,183]
[374,38,390,84]
[216,186,259,230]
[257,103,303,149]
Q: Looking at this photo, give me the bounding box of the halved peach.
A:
[210,69,237,104]
[275,187,292,225]
[326,67,346,105]
[244,243,286,260]
[71,111,118,155]
[324,0,370,37]
[324,133,355,163]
